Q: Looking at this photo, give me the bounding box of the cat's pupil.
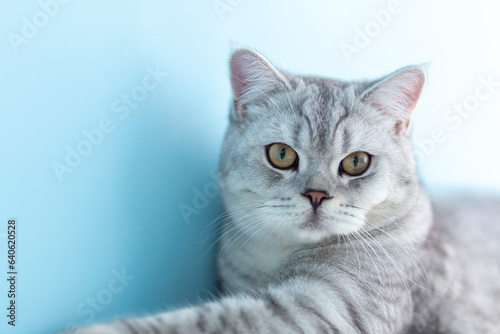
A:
[353,155,358,167]
[280,148,286,160]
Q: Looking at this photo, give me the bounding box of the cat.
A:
[73,47,500,333]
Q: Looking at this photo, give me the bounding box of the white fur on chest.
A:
[218,225,300,294]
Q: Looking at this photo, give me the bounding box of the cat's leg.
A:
[73,294,340,333]
[72,273,407,334]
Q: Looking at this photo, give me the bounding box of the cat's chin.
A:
[296,213,364,243]
[299,214,324,230]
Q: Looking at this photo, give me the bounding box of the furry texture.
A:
[74,48,500,334]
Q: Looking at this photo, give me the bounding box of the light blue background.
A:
[1,0,500,333]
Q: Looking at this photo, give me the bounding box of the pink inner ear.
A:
[396,69,425,112]
[230,49,262,100]
[230,52,250,99]
[365,67,425,133]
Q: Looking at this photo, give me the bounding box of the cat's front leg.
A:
[70,281,359,334]
[71,295,289,334]
[70,249,416,334]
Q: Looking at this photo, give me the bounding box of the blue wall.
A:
[1,1,499,333]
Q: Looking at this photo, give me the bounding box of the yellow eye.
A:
[340,152,370,176]
[267,143,298,169]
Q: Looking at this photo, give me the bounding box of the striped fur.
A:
[74,48,500,333]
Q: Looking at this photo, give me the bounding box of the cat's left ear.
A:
[361,65,426,135]
[229,47,291,119]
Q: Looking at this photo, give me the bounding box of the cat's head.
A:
[218,47,426,244]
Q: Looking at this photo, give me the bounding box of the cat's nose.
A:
[303,190,331,211]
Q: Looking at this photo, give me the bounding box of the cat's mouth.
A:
[299,211,326,230]
[298,209,363,237]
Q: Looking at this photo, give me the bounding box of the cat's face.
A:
[219,48,425,244]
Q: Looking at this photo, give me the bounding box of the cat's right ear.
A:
[360,65,426,136]
[229,47,291,119]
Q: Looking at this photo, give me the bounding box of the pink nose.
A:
[303,190,330,211]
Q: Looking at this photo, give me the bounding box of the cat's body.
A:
[75,48,500,334]
[424,195,500,333]
[218,194,500,333]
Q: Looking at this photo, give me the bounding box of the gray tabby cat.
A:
[75,47,500,334]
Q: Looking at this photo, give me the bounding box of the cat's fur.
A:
[75,47,500,334]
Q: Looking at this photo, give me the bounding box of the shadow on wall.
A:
[52,95,225,333]
[108,105,224,305]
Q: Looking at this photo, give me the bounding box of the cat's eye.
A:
[266,143,298,170]
[340,152,370,176]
